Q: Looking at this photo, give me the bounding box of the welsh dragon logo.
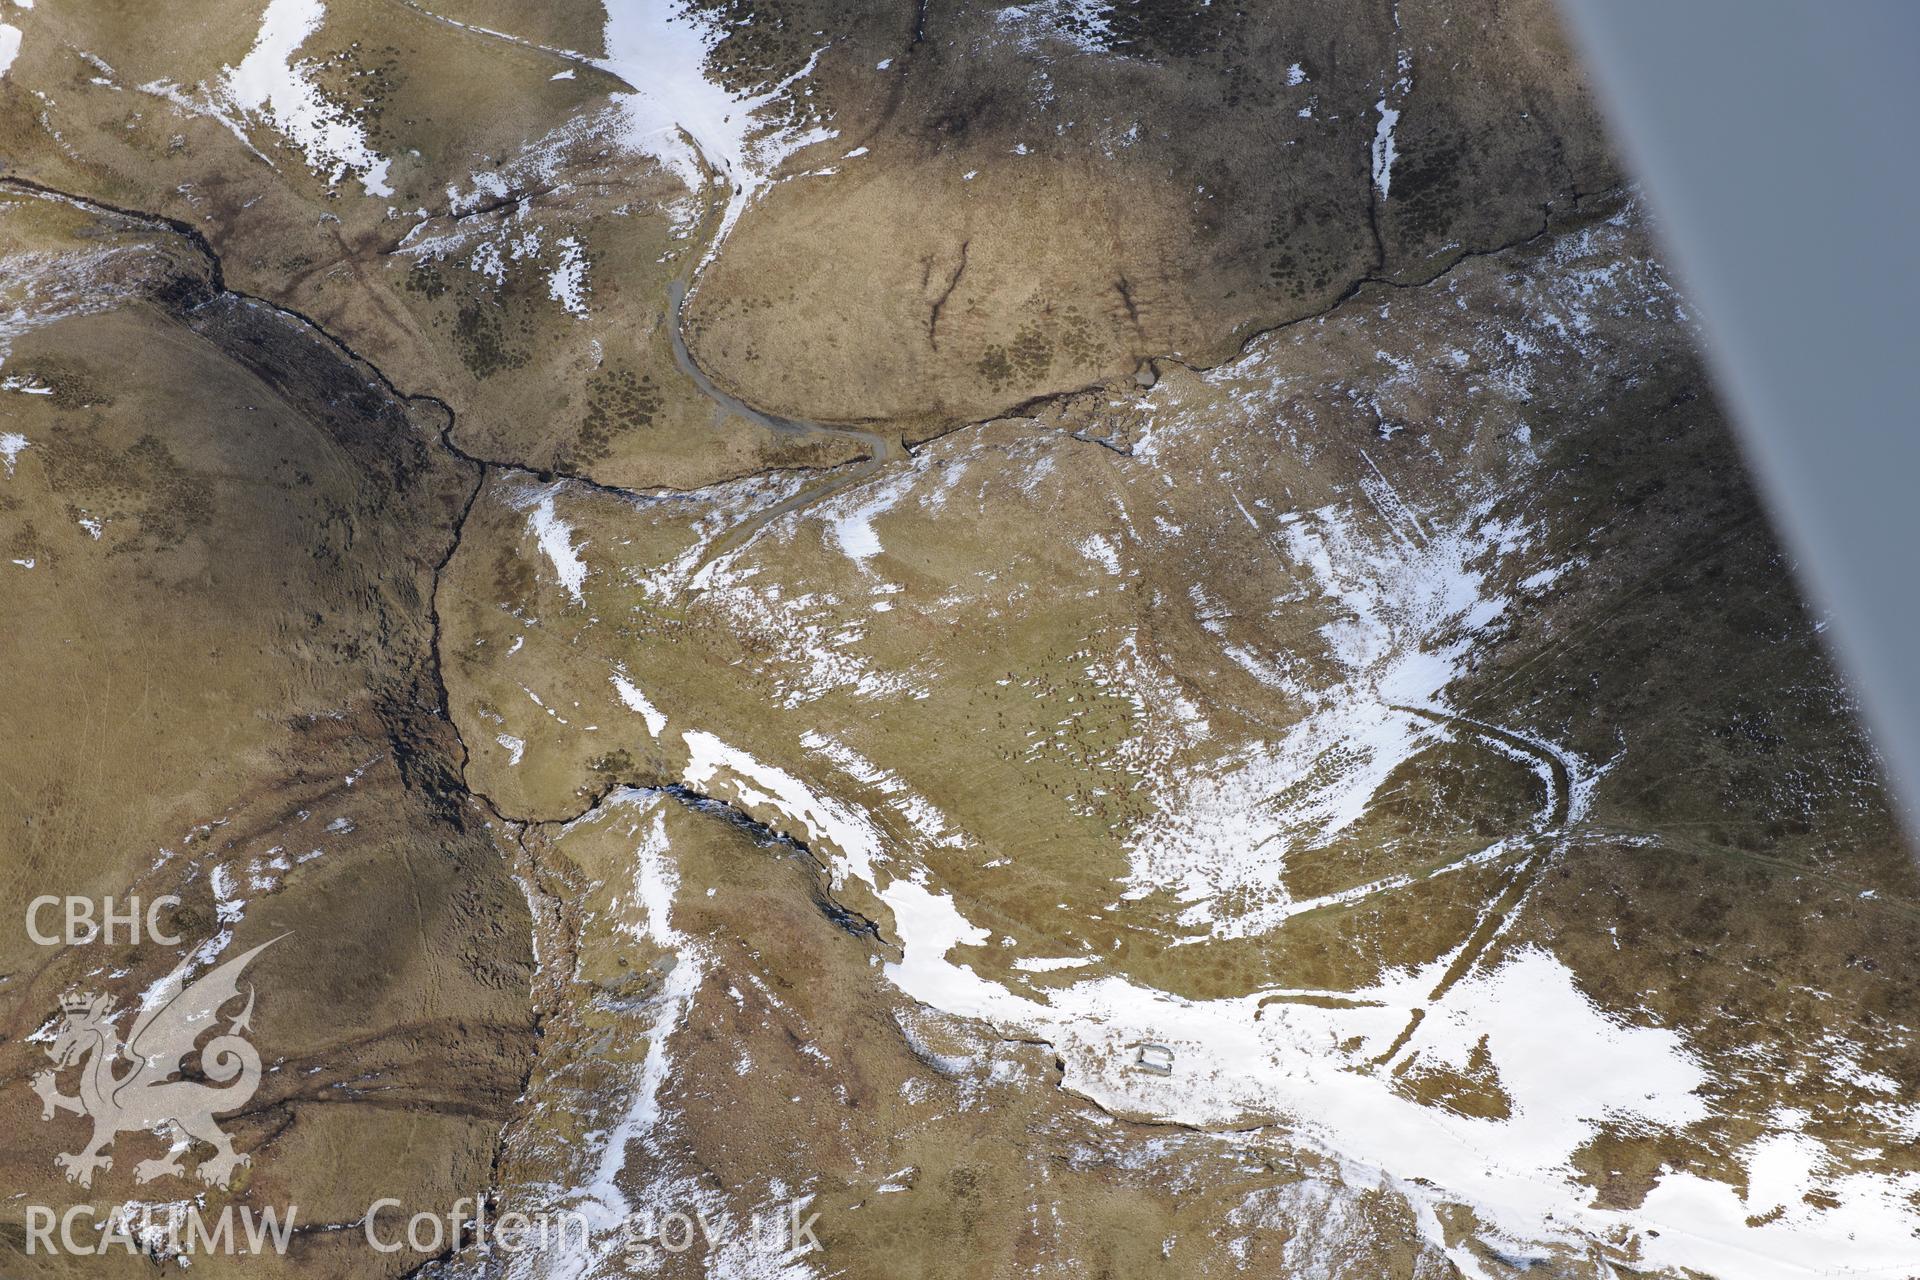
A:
[32,938,279,1189]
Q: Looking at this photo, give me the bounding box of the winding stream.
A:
[666,280,905,591]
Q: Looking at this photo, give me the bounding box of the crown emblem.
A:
[59,992,98,1013]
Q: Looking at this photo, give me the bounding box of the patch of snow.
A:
[596,2,834,258]
[995,0,1118,56]
[1370,100,1401,199]
[512,483,589,604]
[1370,52,1412,200]
[221,0,394,195]
[870,866,1876,1278]
[611,671,668,737]
[1128,494,1541,938]
[801,729,971,850]
[681,730,883,886]
[546,235,589,316]
[1519,561,1573,592]
[820,468,916,566]
[1077,532,1122,575]
[1013,955,1092,972]
[551,793,710,1268]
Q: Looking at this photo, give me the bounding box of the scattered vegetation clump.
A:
[561,368,662,468]
[452,297,531,378]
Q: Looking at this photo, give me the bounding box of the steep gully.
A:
[0,167,1610,1170]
